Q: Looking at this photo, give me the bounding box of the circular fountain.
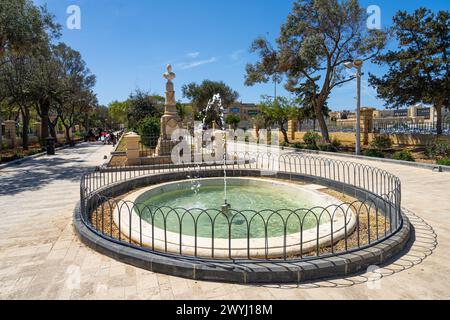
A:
[113,177,356,259]
[74,74,410,283]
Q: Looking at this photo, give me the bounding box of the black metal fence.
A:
[300,120,450,135]
[79,152,402,262]
[372,121,450,135]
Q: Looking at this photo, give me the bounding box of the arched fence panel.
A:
[79,151,402,262]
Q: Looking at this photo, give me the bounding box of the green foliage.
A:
[370,135,393,150]
[258,96,295,142]
[245,0,387,142]
[331,138,342,149]
[425,141,450,159]
[291,142,304,150]
[225,114,241,129]
[127,90,164,130]
[251,114,270,131]
[303,132,321,147]
[0,0,61,56]
[317,143,338,153]
[369,8,449,134]
[108,100,130,127]
[437,158,450,166]
[290,80,331,123]
[137,116,160,147]
[364,149,385,158]
[89,105,112,129]
[304,144,319,151]
[176,103,192,122]
[392,150,415,162]
[182,80,239,125]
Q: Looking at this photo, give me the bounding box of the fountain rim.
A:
[112,177,357,259]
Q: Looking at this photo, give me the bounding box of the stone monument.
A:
[156,64,181,156]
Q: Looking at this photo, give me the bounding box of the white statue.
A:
[163,64,176,105]
[163,64,176,82]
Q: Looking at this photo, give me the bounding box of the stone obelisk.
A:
[156,64,181,156]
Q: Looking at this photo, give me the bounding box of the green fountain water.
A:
[137,180,330,239]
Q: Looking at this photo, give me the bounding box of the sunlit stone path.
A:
[0,143,448,299]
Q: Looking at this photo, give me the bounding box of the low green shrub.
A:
[304,144,319,151]
[364,149,385,158]
[370,135,393,150]
[331,138,342,149]
[392,150,415,162]
[137,116,160,147]
[318,143,338,152]
[303,132,321,147]
[291,142,304,150]
[437,158,450,166]
[425,141,450,159]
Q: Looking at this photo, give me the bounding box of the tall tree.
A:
[0,0,59,149]
[291,80,330,131]
[52,43,96,145]
[251,114,270,141]
[369,8,449,135]
[258,96,295,143]
[126,90,164,130]
[182,80,239,126]
[225,114,241,130]
[28,46,63,144]
[245,0,386,143]
[108,100,130,128]
[0,54,34,149]
[0,0,60,58]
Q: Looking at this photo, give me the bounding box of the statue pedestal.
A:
[156,65,181,157]
[157,105,181,156]
[156,138,179,157]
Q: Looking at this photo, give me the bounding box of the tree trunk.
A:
[21,108,29,151]
[84,114,89,134]
[435,103,443,135]
[64,124,74,146]
[48,119,57,139]
[313,99,330,143]
[280,121,289,144]
[0,114,3,151]
[39,98,50,145]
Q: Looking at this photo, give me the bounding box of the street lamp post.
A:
[345,60,364,155]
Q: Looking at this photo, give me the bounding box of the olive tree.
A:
[245,0,386,142]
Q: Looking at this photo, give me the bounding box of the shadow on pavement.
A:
[0,143,105,196]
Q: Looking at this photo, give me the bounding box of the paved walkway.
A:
[0,143,448,299]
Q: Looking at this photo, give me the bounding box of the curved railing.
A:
[79,151,402,262]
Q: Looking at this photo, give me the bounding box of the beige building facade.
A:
[331,104,449,127]
[224,102,260,129]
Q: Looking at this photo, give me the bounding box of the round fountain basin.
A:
[113,178,357,259]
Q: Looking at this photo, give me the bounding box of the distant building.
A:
[332,104,449,125]
[223,102,260,129]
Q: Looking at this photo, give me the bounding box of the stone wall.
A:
[287,131,450,147]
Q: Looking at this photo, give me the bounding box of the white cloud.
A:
[177,57,217,70]
[187,52,200,59]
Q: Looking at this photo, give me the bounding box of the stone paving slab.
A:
[0,143,448,299]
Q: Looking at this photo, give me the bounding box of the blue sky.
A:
[35,0,449,111]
